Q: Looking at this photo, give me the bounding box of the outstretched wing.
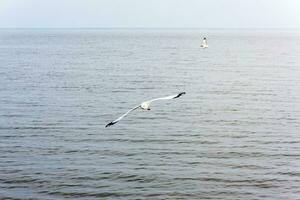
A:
[148,92,186,103]
[105,105,140,127]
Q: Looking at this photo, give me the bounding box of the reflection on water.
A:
[0,29,300,199]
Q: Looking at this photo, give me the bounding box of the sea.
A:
[0,29,300,199]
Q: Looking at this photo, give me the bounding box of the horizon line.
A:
[0,27,300,30]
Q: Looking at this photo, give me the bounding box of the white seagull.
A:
[105,92,186,127]
[201,37,208,48]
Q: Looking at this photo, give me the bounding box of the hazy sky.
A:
[1,0,300,28]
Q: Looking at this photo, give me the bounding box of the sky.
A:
[0,0,300,29]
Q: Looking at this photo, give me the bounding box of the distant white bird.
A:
[105,92,186,127]
[201,37,208,48]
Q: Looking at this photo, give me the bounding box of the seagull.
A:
[201,37,208,48]
[105,92,186,127]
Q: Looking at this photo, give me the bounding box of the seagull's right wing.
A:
[105,105,140,127]
[148,92,186,103]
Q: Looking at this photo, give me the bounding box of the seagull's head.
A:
[141,102,151,110]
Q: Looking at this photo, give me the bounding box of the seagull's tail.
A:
[174,92,186,99]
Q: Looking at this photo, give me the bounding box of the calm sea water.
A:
[0,29,300,199]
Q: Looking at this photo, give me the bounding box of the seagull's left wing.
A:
[148,92,186,103]
[105,105,140,127]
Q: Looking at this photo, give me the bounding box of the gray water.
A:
[0,29,300,199]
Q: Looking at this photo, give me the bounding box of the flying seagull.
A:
[105,92,186,127]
